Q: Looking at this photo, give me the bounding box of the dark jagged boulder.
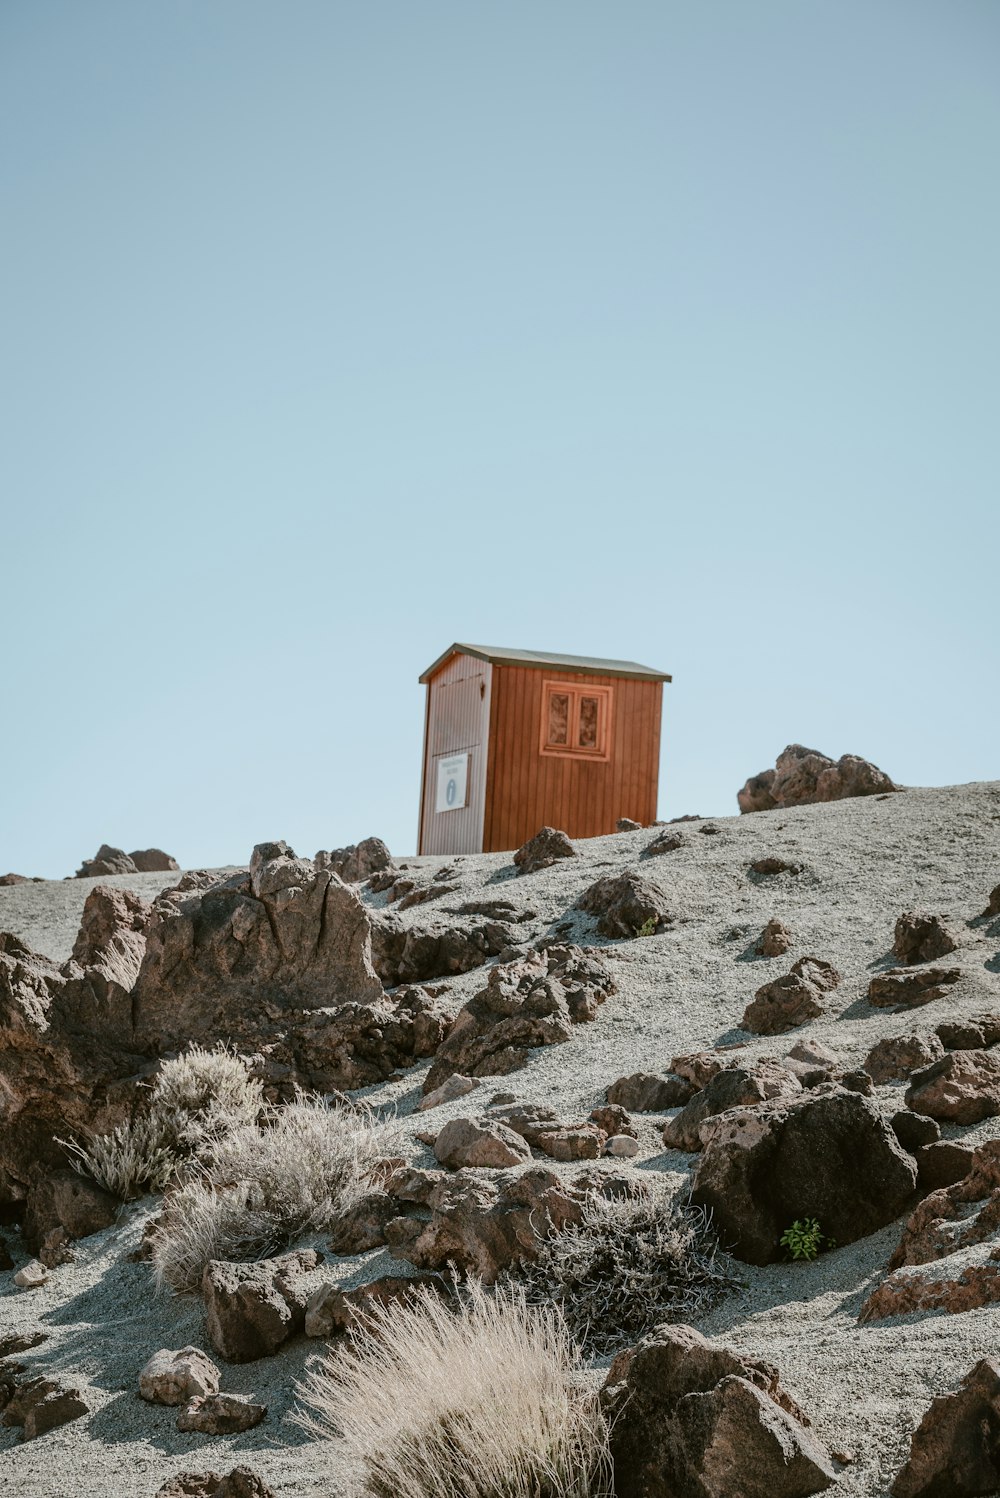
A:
[75,844,138,878]
[576,871,673,938]
[893,912,960,966]
[314,836,392,883]
[513,827,577,875]
[691,1085,918,1265]
[891,1359,1000,1498]
[741,957,840,1035]
[662,1061,802,1152]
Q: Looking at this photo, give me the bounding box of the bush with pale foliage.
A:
[150,1093,392,1293]
[510,1182,737,1355]
[63,1044,263,1200]
[294,1281,612,1498]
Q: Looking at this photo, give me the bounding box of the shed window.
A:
[540,682,612,760]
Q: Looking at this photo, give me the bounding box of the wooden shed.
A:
[417,643,672,856]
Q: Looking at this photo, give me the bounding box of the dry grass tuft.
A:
[150,1093,392,1293]
[62,1045,263,1200]
[294,1279,612,1498]
[509,1183,739,1356]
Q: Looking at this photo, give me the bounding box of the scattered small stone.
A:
[616,817,642,832]
[140,1347,221,1406]
[433,1117,531,1170]
[643,829,685,857]
[536,1125,607,1161]
[699,823,721,836]
[749,856,803,877]
[156,1469,276,1498]
[982,884,1000,919]
[176,1393,267,1435]
[756,918,793,957]
[416,1074,481,1112]
[604,1134,639,1158]
[741,956,841,1035]
[13,1260,48,1290]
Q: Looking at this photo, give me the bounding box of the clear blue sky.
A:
[2,1,997,878]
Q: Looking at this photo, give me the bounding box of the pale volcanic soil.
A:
[2,781,999,1498]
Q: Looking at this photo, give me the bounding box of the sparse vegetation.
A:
[780,1217,835,1262]
[150,1092,392,1293]
[509,1184,739,1355]
[635,915,658,937]
[294,1279,613,1498]
[62,1044,263,1199]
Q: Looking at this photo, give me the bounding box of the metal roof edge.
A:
[419,642,672,684]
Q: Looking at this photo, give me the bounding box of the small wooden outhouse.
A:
[417,643,671,855]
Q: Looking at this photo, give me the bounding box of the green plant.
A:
[779,1218,835,1262]
[635,916,657,937]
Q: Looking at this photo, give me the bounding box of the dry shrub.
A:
[510,1183,738,1356]
[63,1045,263,1200]
[151,1093,392,1293]
[294,1280,612,1498]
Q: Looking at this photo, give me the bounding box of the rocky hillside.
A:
[1,780,999,1497]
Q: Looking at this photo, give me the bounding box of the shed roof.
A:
[419,642,672,684]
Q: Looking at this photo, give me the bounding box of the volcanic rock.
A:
[691,1085,918,1265]
[865,1032,944,1085]
[741,956,841,1035]
[432,1117,531,1170]
[371,914,513,986]
[868,967,962,1008]
[304,1274,445,1338]
[756,919,793,957]
[663,1061,802,1152]
[888,1140,1000,1270]
[156,1470,276,1498]
[22,1170,119,1254]
[75,845,138,878]
[606,1072,695,1111]
[643,829,685,857]
[738,743,899,815]
[513,827,577,875]
[314,836,392,883]
[905,1050,1000,1124]
[202,1250,321,1363]
[129,849,180,873]
[422,945,614,1093]
[139,1347,221,1406]
[176,1393,266,1434]
[893,911,959,966]
[890,1358,1000,1498]
[577,871,673,938]
[601,1322,836,1498]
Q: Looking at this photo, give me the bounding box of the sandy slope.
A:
[1,782,999,1497]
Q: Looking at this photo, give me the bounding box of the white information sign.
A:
[435,753,469,813]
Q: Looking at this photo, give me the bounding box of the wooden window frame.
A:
[539,680,613,761]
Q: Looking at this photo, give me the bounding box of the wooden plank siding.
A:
[418,654,493,855]
[482,666,662,852]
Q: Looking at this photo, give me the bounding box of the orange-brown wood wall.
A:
[482,666,662,852]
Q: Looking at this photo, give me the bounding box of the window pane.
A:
[548,692,569,745]
[578,696,599,748]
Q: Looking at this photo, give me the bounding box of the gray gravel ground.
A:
[1,781,999,1496]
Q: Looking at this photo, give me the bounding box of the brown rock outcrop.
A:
[371,913,513,986]
[888,1141,1000,1270]
[202,1250,321,1363]
[891,1358,1000,1498]
[893,911,959,966]
[601,1322,836,1498]
[691,1085,917,1265]
[156,1470,276,1498]
[129,849,180,873]
[662,1061,802,1153]
[384,1166,640,1283]
[865,1032,944,1084]
[861,1254,1000,1323]
[422,945,614,1093]
[738,743,899,814]
[577,871,673,937]
[75,845,139,878]
[868,967,961,1008]
[741,956,840,1036]
[314,836,392,883]
[905,1050,1000,1124]
[176,1393,266,1434]
[22,1170,119,1254]
[606,1072,696,1111]
[513,826,577,875]
[643,829,685,857]
[432,1117,531,1170]
[304,1273,445,1338]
